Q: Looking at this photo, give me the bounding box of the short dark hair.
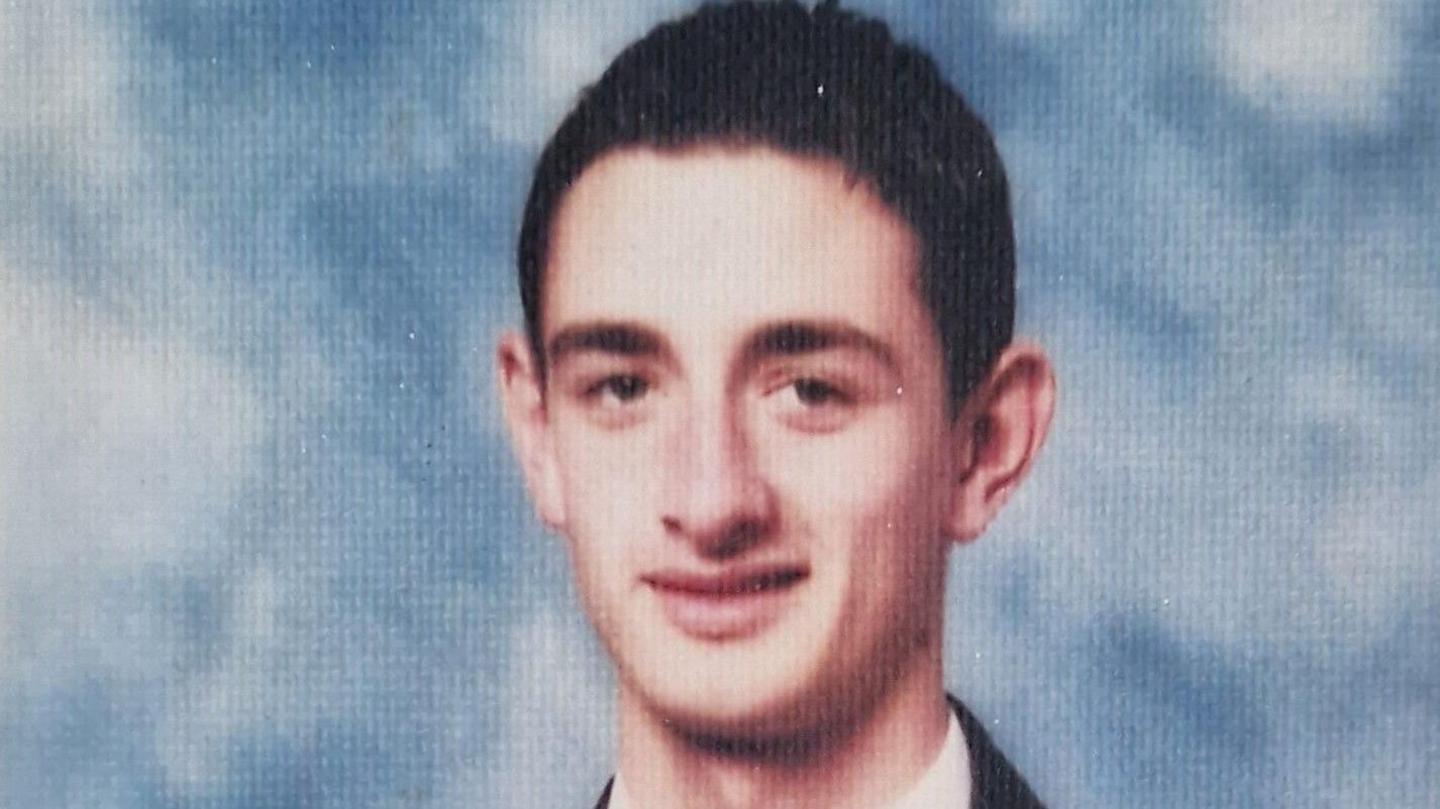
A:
[517,0,1015,405]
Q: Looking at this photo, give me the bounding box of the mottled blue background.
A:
[2,1,1437,806]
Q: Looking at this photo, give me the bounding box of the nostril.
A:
[707,520,767,560]
[659,511,772,559]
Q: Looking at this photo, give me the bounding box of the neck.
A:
[615,643,949,809]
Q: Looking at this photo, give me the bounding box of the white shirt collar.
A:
[609,710,971,809]
[890,708,971,809]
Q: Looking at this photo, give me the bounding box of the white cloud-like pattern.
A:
[463,0,689,148]
[1210,0,1418,127]
[0,272,262,695]
[0,0,265,688]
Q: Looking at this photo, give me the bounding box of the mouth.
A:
[641,565,809,640]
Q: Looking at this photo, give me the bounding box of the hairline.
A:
[528,139,946,391]
[517,1,1017,413]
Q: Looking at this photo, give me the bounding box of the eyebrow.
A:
[745,320,898,370]
[546,321,665,366]
[543,319,898,371]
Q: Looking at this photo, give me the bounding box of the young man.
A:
[498,2,1055,807]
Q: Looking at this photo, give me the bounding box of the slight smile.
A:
[642,564,810,640]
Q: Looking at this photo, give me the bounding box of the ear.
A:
[944,342,1056,543]
[496,330,567,529]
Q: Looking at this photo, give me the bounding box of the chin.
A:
[652,686,825,744]
[625,642,847,743]
[609,582,865,741]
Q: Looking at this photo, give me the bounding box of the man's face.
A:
[533,146,960,736]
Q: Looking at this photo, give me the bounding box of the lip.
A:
[642,564,809,640]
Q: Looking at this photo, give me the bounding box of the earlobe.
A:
[496,331,568,529]
[945,342,1056,542]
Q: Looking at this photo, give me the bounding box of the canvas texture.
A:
[2,1,1437,807]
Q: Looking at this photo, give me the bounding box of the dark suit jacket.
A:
[592,695,1045,808]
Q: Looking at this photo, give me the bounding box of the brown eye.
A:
[767,375,859,434]
[587,375,649,405]
[791,378,847,406]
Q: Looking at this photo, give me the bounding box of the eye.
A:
[583,374,650,407]
[789,378,848,407]
[765,374,863,434]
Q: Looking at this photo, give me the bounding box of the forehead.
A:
[543,146,928,357]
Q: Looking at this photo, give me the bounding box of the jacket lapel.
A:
[593,777,613,809]
[947,695,1046,809]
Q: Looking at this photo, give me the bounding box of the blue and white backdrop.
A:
[2,1,1436,806]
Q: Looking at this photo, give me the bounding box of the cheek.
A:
[554,423,660,523]
[551,423,663,604]
[764,413,949,605]
[763,414,946,531]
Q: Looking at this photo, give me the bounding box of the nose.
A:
[658,401,777,558]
